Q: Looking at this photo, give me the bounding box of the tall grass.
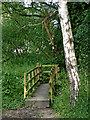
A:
[2,54,50,110]
[52,67,88,118]
[2,56,35,110]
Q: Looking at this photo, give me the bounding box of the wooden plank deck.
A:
[25,83,50,108]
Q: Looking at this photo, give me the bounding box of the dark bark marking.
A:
[68,48,70,54]
[65,19,69,25]
[69,38,73,45]
[59,16,63,20]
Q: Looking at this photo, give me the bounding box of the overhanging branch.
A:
[43,10,58,49]
[16,13,43,18]
[3,3,51,59]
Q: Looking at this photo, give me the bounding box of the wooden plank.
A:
[36,63,40,81]
[26,67,38,74]
[42,65,55,67]
[28,74,31,90]
[24,73,27,98]
[35,69,37,82]
[49,70,56,103]
[32,71,34,91]
[37,63,42,85]
[27,79,40,93]
[42,71,51,73]
[42,64,59,67]
[25,72,42,86]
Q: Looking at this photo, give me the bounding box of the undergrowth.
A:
[52,67,88,118]
[2,55,50,110]
[2,57,35,110]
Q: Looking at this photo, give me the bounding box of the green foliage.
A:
[2,57,35,110]
[2,2,89,118]
[52,67,88,118]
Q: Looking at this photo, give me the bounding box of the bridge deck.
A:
[25,83,50,107]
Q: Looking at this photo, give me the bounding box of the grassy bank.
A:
[2,57,35,110]
[52,67,88,118]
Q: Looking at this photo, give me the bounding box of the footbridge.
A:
[24,63,60,107]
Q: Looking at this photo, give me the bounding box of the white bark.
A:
[58,0,81,106]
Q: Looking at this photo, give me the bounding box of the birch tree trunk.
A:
[58,0,81,107]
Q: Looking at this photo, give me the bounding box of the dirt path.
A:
[2,107,57,119]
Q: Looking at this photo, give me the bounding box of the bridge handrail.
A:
[42,64,58,67]
[25,67,38,74]
[24,63,59,102]
[49,65,57,103]
[25,72,42,86]
[24,63,41,98]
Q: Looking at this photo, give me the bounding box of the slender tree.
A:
[58,0,81,107]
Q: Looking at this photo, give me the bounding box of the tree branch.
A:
[3,3,51,59]
[16,13,43,18]
[43,10,58,49]
[44,10,58,21]
[22,22,43,28]
[43,21,54,48]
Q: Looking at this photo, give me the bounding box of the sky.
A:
[24,0,58,3]
[2,0,90,3]
[24,0,58,7]
[22,0,90,5]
